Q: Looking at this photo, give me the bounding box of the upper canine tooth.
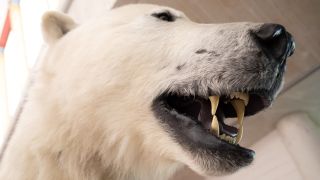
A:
[230,99,245,144]
[209,96,219,115]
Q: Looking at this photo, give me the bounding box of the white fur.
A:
[0,5,192,180]
[0,4,272,180]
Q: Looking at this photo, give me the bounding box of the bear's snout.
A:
[253,23,295,65]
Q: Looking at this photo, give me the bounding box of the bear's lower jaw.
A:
[151,89,272,174]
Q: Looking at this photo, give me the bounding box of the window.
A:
[0,0,61,147]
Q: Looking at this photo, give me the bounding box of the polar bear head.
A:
[40,4,294,179]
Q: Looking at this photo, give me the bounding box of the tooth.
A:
[240,93,249,106]
[231,99,245,144]
[209,96,220,136]
[230,92,249,106]
[211,115,219,136]
[222,134,233,143]
[229,138,233,144]
[209,96,219,115]
[226,136,231,142]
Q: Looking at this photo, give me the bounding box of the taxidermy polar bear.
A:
[0,4,294,180]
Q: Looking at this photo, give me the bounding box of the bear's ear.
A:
[41,11,77,44]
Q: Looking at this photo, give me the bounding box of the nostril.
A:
[255,24,285,40]
[254,23,293,63]
[286,32,295,58]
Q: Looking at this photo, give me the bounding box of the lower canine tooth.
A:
[231,99,245,144]
[211,115,219,136]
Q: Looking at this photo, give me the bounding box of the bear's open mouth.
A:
[165,92,269,144]
[152,89,271,152]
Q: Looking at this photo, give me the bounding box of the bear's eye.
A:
[151,11,175,22]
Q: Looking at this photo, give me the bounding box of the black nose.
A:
[254,23,295,65]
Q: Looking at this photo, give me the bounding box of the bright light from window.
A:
[0,0,61,148]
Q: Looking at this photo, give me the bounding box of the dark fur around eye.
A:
[151,11,175,22]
